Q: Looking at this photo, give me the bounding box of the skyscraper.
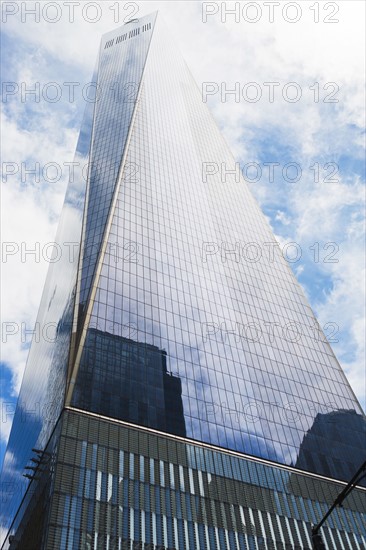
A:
[1,11,365,549]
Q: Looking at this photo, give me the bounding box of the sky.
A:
[1,0,365,470]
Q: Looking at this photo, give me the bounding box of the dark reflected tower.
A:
[295,409,366,482]
[1,11,365,549]
[73,328,186,437]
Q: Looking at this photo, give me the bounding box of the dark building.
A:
[295,409,366,482]
[1,11,365,549]
[72,328,186,437]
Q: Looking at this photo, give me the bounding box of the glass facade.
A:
[1,11,365,549]
[72,329,186,437]
[7,410,366,549]
[69,12,365,481]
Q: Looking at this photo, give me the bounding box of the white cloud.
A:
[0,399,15,446]
[1,97,78,392]
[275,210,291,226]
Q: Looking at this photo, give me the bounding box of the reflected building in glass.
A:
[1,11,365,550]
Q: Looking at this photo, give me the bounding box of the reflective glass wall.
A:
[9,410,366,549]
[70,12,365,484]
[2,10,365,546]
